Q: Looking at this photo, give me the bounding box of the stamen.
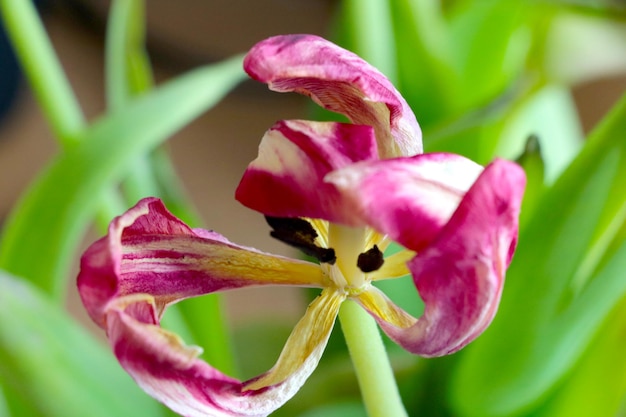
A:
[307,218,329,247]
[265,216,337,264]
[357,245,384,273]
[365,229,386,250]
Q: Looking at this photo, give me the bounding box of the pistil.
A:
[328,224,367,289]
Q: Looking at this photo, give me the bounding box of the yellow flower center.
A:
[327,224,367,290]
[266,216,413,293]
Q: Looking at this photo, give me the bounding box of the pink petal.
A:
[235,120,377,225]
[326,153,484,252]
[368,159,526,356]
[244,34,422,158]
[78,197,325,327]
[106,289,341,417]
[79,198,340,415]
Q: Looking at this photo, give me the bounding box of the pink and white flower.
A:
[78,35,525,417]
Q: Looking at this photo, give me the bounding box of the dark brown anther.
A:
[265,216,337,265]
[357,245,384,273]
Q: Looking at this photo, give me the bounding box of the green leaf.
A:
[0,55,245,300]
[423,83,525,164]
[388,0,458,125]
[0,386,8,417]
[0,383,42,417]
[0,0,84,142]
[335,0,397,82]
[298,402,367,417]
[104,0,201,225]
[0,270,164,417]
[450,93,626,416]
[530,295,626,417]
[105,0,160,202]
[514,134,546,225]
[425,82,583,173]
[105,0,170,207]
[498,85,583,184]
[538,0,626,16]
[420,83,521,165]
[106,0,152,109]
[448,0,532,111]
[147,147,203,225]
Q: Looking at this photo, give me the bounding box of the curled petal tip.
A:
[244,34,422,158]
[362,159,525,357]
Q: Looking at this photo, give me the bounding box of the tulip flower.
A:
[78,35,525,417]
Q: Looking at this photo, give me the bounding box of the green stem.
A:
[339,299,408,417]
[0,0,85,143]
